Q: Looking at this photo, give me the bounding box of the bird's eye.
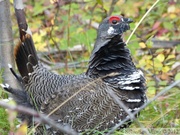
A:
[112,20,118,24]
[109,16,121,24]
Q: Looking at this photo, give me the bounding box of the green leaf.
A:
[175,72,180,81]
[163,22,174,30]
[176,45,180,51]
[96,0,103,5]
[147,81,156,87]
[159,81,168,86]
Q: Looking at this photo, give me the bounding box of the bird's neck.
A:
[86,36,136,78]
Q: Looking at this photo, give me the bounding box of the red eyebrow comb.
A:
[109,16,121,23]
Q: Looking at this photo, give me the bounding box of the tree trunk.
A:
[0,0,17,88]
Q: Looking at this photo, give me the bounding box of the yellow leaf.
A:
[166,54,175,60]
[32,33,41,43]
[103,5,109,12]
[32,33,47,51]
[156,54,165,62]
[76,27,84,33]
[15,122,28,135]
[162,66,170,72]
[139,42,146,48]
[169,13,177,19]
[40,30,47,36]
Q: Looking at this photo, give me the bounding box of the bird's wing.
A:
[39,75,146,133]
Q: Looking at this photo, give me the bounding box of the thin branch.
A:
[48,4,61,53]
[57,0,87,6]
[88,2,98,29]
[108,0,118,16]
[39,57,88,68]
[0,101,78,135]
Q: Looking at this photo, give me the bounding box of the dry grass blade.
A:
[126,0,160,44]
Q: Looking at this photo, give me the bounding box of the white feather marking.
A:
[107,27,115,35]
[118,79,140,85]
[128,109,132,111]
[121,86,140,90]
[0,83,10,88]
[8,64,12,69]
[57,119,62,122]
[121,17,124,22]
[132,107,140,111]
[45,124,51,129]
[126,99,141,102]
[53,131,57,134]
[26,27,32,36]
[77,114,81,117]
[118,71,143,85]
[75,107,80,110]
[78,97,83,101]
[65,115,70,118]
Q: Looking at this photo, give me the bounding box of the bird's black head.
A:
[97,16,133,39]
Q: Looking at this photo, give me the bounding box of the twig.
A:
[107,79,180,135]
[39,57,88,69]
[0,101,78,135]
[48,3,61,54]
[66,3,72,71]
[108,0,118,16]
[88,2,98,29]
[56,0,87,6]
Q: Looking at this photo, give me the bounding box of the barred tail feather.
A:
[14,34,38,79]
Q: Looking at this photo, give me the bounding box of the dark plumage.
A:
[1,15,147,134]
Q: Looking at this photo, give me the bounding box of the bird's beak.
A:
[123,17,133,24]
[127,18,133,23]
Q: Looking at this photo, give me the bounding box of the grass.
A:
[0,107,10,135]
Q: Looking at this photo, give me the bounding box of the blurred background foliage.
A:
[0,0,180,134]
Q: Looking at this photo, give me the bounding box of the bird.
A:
[1,15,147,134]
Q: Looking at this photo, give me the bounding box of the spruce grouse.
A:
[1,15,147,134]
